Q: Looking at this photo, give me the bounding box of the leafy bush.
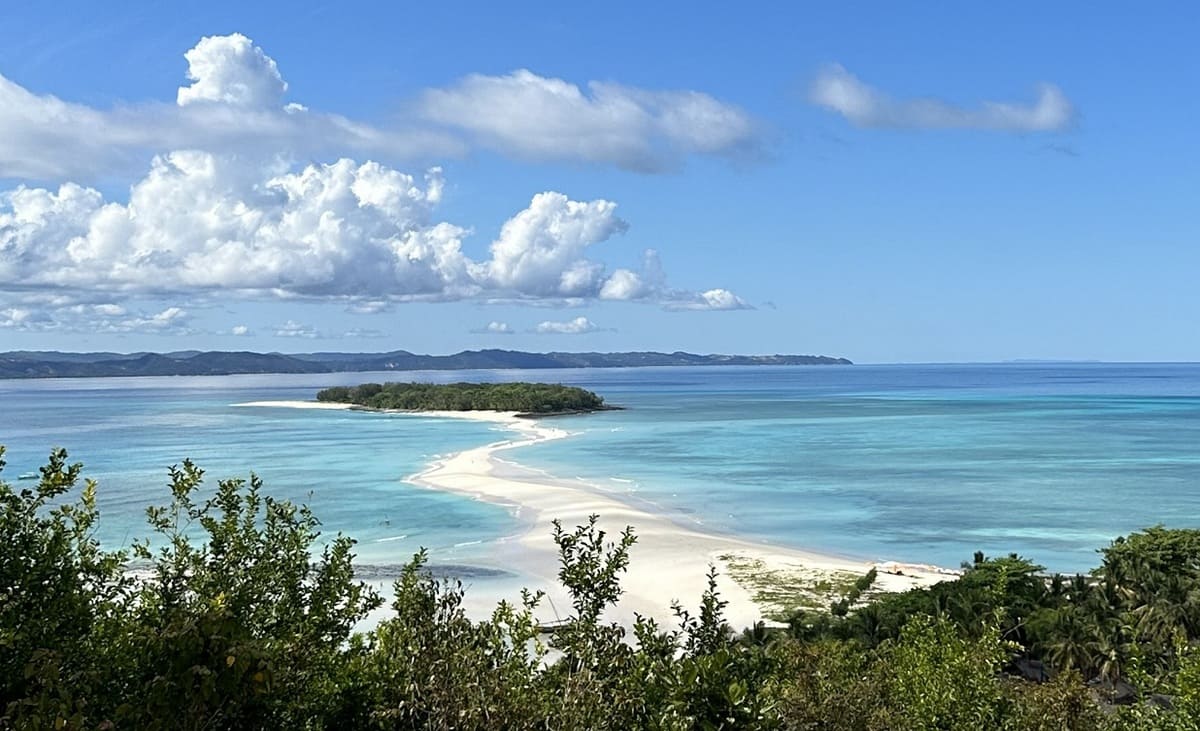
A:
[6,449,1200,728]
[2,449,379,729]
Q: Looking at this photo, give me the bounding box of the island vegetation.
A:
[316,381,611,415]
[4,448,1200,729]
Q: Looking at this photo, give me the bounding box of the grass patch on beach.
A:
[718,553,869,621]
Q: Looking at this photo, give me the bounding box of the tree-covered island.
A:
[315,381,614,416]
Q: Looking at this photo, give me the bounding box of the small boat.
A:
[534,618,571,633]
[17,472,38,481]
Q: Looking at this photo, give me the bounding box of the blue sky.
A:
[0,1,1196,362]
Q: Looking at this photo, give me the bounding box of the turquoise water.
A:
[3,364,1200,574]
[0,373,518,569]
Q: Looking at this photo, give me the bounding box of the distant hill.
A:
[0,349,851,379]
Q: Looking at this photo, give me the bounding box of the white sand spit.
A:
[233,400,355,410]
[236,400,955,629]
[404,412,954,630]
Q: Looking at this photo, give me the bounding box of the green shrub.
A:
[7,449,1200,729]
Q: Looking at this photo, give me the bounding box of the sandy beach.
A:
[235,400,358,410]
[237,400,957,630]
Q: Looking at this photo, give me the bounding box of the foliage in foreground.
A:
[316,381,607,414]
[3,448,1200,729]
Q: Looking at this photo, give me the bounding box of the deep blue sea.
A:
[3,363,1200,574]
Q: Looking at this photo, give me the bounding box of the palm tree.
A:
[1029,604,1104,676]
[739,620,772,648]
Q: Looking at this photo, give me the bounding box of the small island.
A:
[315,381,616,416]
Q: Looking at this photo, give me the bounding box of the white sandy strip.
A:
[234,400,358,410]
[237,400,956,629]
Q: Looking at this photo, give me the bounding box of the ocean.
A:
[3,363,1199,575]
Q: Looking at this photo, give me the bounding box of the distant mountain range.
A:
[0,349,851,379]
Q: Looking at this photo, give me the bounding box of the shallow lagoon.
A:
[4,363,1200,574]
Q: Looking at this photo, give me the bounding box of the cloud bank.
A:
[0,302,192,334]
[0,34,760,181]
[0,34,752,332]
[419,70,760,172]
[0,153,745,323]
[0,35,459,182]
[810,64,1074,132]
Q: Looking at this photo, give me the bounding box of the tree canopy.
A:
[316,381,608,414]
[3,447,1200,729]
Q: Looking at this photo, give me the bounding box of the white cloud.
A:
[2,155,454,297]
[485,192,627,297]
[664,288,753,311]
[0,154,744,309]
[598,268,647,301]
[134,306,189,331]
[0,34,461,181]
[230,324,250,336]
[0,307,45,329]
[534,316,604,334]
[74,304,190,333]
[0,302,191,333]
[93,303,127,316]
[346,300,391,314]
[810,64,1074,132]
[273,320,320,338]
[0,35,760,181]
[177,33,287,108]
[268,322,383,340]
[0,34,752,316]
[471,321,514,334]
[341,328,385,339]
[419,69,761,172]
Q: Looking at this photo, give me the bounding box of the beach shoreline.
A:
[236,400,958,629]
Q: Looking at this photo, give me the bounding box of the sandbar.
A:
[240,399,956,630]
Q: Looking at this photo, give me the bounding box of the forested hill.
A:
[0,349,852,379]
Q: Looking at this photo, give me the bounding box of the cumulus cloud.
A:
[810,64,1074,132]
[419,69,761,172]
[471,321,514,334]
[1,155,450,297]
[177,33,287,108]
[230,324,251,336]
[598,268,647,301]
[533,316,605,334]
[0,154,744,308]
[0,35,760,180]
[0,33,753,316]
[0,34,459,181]
[485,192,628,297]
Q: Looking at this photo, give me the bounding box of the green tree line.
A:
[3,448,1200,729]
[316,382,607,414]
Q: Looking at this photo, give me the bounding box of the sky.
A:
[0,1,1196,363]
